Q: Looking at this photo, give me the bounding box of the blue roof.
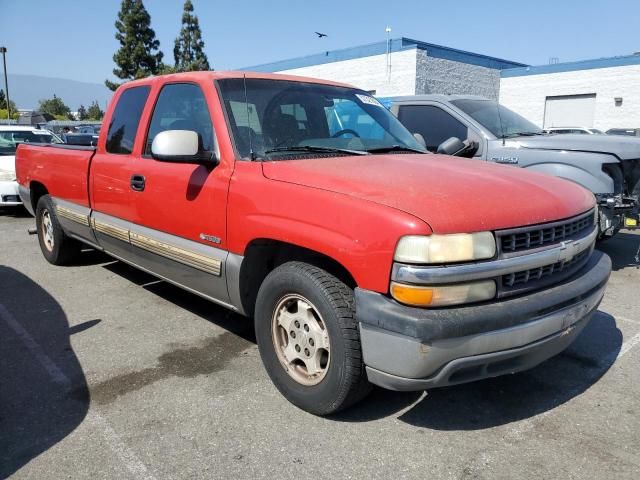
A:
[501,54,640,77]
[243,37,527,73]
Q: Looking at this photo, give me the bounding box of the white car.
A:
[0,126,62,207]
[543,126,604,135]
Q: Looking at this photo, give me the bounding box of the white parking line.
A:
[606,332,640,364]
[617,315,640,326]
[0,303,156,480]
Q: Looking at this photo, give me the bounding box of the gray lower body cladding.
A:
[356,251,611,390]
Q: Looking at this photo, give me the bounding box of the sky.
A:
[1,0,639,85]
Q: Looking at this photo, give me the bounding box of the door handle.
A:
[130,174,146,192]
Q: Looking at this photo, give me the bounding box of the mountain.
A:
[5,74,113,111]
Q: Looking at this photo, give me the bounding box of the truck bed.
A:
[16,143,96,208]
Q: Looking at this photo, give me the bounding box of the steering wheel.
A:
[331,129,360,138]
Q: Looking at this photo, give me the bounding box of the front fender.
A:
[517,151,618,194]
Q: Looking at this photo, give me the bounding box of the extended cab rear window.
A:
[106,86,150,154]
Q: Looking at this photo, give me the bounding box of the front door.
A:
[127,82,233,305]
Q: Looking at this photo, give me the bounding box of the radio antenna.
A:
[243,74,256,161]
[492,60,506,146]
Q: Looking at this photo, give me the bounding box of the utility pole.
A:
[0,47,11,120]
[385,27,392,82]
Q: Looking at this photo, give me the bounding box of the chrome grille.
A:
[499,210,594,254]
[502,249,590,288]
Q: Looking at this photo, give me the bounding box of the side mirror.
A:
[151,130,218,165]
[413,132,426,148]
[437,136,466,156]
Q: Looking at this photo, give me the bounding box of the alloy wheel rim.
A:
[41,210,54,252]
[271,294,330,386]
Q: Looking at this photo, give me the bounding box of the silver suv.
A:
[383,95,640,238]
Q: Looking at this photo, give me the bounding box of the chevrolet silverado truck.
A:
[382,95,640,237]
[16,72,611,415]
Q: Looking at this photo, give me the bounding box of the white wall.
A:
[500,65,640,131]
[277,49,418,97]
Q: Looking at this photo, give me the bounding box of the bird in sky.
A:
[315,32,328,38]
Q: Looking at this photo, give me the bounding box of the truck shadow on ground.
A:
[0,267,92,478]
[334,310,622,428]
[101,260,256,343]
[0,206,32,218]
[597,232,640,271]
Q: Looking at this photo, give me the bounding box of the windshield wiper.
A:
[365,145,426,154]
[504,131,544,138]
[263,145,369,156]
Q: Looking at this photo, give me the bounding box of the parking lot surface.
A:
[1,210,639,479]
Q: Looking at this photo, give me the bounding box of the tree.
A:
[39,95,73,120]
[173,0,211,72]
[0,89,17,114]
[77,104,88,121]
[105,0,164,91]
[86,101,104,120]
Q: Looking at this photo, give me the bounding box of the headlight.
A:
[0,170,16,182]
[394,232,496,264]
[390,280,496,307]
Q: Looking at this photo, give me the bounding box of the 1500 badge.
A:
[492,156,519,164]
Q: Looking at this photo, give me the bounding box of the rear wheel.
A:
[35,195,80,265]
[255,262,371,415]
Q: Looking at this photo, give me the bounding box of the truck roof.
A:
[122,70,355,90]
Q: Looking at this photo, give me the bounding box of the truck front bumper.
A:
[355,250,611,391]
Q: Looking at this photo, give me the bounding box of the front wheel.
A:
[255,262,371,415]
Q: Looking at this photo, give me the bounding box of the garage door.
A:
[543,94,596,128]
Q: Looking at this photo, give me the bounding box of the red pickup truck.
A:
[16,71,611,415]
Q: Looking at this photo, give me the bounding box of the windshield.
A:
[451,99,542,138]
[0,130,62,155]
[217,78,426,159]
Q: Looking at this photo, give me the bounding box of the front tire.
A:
[35,195,80,265]
[255,262,371,415]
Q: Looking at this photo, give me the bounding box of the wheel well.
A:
[239,239,357,317]
[29,181,48,213]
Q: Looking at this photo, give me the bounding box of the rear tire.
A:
[35,195,81,265]
[255,261,371,415]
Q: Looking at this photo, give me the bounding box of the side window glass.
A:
[145,83,214,154]
[398,105,468,152]
[106,86,150,154]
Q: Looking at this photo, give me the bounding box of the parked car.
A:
[606,128,640,137]
[16,72,611,414]
[544,127,604,135]
[0,126,62,207]
[62,133,99,146]
[75,124,101,135]
[382,95,640,237]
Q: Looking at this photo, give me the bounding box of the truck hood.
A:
[512,134,640,160]
[262,154,595,234]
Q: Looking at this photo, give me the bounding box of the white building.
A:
[499,55,640,131]
[244,38,525,100]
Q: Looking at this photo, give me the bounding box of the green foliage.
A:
[77,104,88,121]
[86,101,104,120]
[0,89,17,114]
[0,109,19,120]
[173,0,211,72]
[39,94,73,119]
[106,0,164,91]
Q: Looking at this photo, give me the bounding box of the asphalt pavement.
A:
[1,209,639,479]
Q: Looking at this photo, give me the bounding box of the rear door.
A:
[91,85,151,260]
[126,81,233,305]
